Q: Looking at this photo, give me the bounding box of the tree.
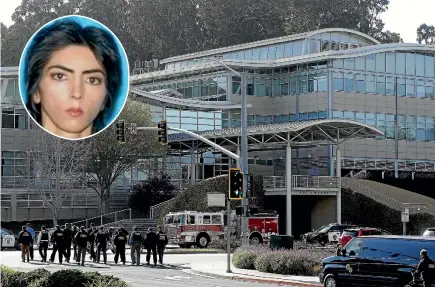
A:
[417,23,435,45]
[378,30,403,44]
[128,174,176,217]
[84,99,161,215]
[27,127,89,226]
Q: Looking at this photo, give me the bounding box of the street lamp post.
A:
[195,58,250,245]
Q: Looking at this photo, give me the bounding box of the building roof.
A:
[132,43,435,83]
[160,28,380,64]
[168,119,384,150]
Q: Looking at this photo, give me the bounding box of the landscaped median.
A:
[0,266,130,287]
[232,242,334,277]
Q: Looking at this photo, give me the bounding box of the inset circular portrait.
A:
[19,15,130,140]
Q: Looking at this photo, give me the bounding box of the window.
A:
[386,53,396,74]
[344,58,355,70]
[299,76,307,94]
[319,111,327,118]
[356,74,365,93]
[256,78,265,97]
[396,53,406,74]
[366,54,375,72]
[426,80,435,98]
[386,77,395,96]
[273,79,281,96]
[376,53,386,72]
[376,76,386,95]
[284,43,292,58]
[416,80,425,98]
[416,53,425,76]
[344,238,362,256]
[406,53,415,75]
[366,75,375,94]
[187,215,195,224]
[308,74,317,93]
[212,215,221,224]
[333,59,344,69]
[425,54,435,77]
[344,74,354,92]
[276,44,285,59]
[260,47,269,60]
[333,72,344,91]
[203,215,211,224]
[333,111,344,118]
[317,73,327,92]
[397,78,406,96]
[265,79,272,97]
[252,48,261,61]
[2,109,14,128]
[406,79,415,97]
[290,77,297,95]
[355,57,365,71]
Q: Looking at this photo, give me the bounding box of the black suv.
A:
[319,235,435,287]
[301,223,356,245]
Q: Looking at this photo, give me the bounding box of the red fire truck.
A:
[163,210,279,248]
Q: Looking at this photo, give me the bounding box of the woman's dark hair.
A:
[25,18,122,133]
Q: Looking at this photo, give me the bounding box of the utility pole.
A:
[240,72,249,246]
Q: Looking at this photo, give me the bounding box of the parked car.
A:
[422,227,435,237]
[301,223,357,245]
[0,228,19,250]
[319,235,435,287]
[339,227,391,247]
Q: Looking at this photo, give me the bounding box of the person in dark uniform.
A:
[87,224,97,262]
[26,223,35,261]
[62,223,74,263]
[72,225,78,261]
[74,226,89,266]
[37,225,50,262]
[415,249,435,287]
[156,226,168,264]
[145,227,157,266]
[113,227,127,265]
[18,225,33,263]
[129,226,142,265]
[95,226,108,264]
[49,225,65,264]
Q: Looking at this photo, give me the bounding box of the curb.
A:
[186,269,322,287]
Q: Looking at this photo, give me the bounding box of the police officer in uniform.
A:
[62,223,74,263]
[113,228,127,265]
[18,225,33,263]
[37,225,50,262]
[415,249,435,287]
[95,226,108,264]
[87,224,97,262]
[49,225,65,264]
[145,227,158,265]
[74,226,88,266]
[129,226,142,265]
[156,226,168,264]
[26,223,35,261]
[72,225,78,261]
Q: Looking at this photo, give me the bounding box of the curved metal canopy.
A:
[130,87,250,111]
[168,119,384,151]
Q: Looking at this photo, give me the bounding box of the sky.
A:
[0,0,434,43]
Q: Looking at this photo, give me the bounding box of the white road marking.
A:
[165,275,192,280]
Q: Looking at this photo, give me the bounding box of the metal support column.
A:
[190,150,196,185]
[394,77,399,178]
[236,147,241,168]
[286,144,292,236]
[240,72,249,246]
[336,147,342,224]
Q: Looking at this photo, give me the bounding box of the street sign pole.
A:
[240,72,249,246]
[226,198,232,273]
[401,208,409,235]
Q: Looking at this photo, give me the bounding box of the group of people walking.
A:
[17,222,168,267]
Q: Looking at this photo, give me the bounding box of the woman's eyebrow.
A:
[47,65,105,75]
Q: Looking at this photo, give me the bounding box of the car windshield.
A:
[318,226,331,233]
[0,228,11,236]
[423,230,435,236]
[342,230,358,237]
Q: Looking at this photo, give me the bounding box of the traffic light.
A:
[116,120,125,143]
[229,168,243,200]
[157,120,168,145]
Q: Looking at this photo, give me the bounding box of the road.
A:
[0,250,288,287]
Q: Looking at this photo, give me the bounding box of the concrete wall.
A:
[310,196,337,230]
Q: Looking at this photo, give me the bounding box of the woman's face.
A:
[33,45,107,139]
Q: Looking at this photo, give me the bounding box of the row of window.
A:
[2,108,29,129]
[334,53,435,77]
[333,72,435,98]
[228,111,328,127]
[333,110,435,142]
[1,151,27,177]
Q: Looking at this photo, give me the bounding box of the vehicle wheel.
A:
[324,274,339,287]
[249,234,263,245]
[196,234,210,248]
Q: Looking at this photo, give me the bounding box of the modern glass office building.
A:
[131,28,435,181]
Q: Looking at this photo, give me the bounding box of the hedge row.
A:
[232,242,334,276]
[0,266,130,287]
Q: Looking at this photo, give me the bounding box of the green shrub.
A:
[1,265,25,287]
[38,269,91,287]
[254,252,272,273]
[208,237,242,251]
[232,245,268,269]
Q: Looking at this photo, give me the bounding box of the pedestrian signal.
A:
[116,120,125,143]
[157,120,168,145]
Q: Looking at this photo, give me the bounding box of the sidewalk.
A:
[183,255,322,287]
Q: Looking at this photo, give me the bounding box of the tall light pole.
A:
[194,58,250,245]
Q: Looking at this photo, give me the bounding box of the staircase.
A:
[342,178,435,216]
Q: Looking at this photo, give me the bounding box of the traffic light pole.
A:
[240,72,249,246]
[136,126,240,161]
